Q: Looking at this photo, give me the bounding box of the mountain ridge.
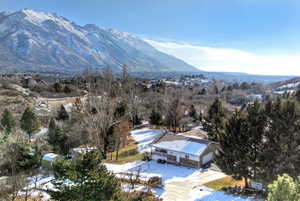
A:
[0,9,200,73]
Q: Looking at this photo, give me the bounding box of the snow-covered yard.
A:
[129,128,166,152]
[188,186,254,201]
[127,160,199,183]
[19,174,54,200]
[105,160,254,201]
[105,127,257,201]
[25,127,256,201]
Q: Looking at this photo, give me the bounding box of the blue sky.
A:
[2,0,300,75]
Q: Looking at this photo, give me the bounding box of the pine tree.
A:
[47,118,69,155]
[114,102,127,118]
[215,110,251,187]
[149,109,161,125]
[259,98,300,183]
[295,88,300,102]
[0,109,15,134]
[199,88,206,95]
[50,151,123,201]
[57,105,69,121]
[20,107,39,139]
[189,105,197,122]
[244,101,266,180]
[203,98,226,141]
[53,82,62,93]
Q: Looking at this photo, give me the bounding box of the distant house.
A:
[42,153,60,169]
[150,134,219,168]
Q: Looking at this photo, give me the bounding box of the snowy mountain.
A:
[0,9,199,74]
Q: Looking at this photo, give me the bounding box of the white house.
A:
[150,134,219,168]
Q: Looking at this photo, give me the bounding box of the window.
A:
[156,148,167,153]
[185,154,189,159]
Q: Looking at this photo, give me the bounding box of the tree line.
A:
[204,91,300,187]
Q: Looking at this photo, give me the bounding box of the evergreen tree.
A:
[63,85,72,94]
[47,118,69,155]
[259,98,300,183]
[132,113,141,126]
[114,102,127,118]
[203,98,226,141]
[199,88,207,95]
[215,110,251,187]
[57,105,69,121]
[50,151,123,201]
[0,109,15,134]
[295,88,300,102]
[53,82,62,93]
[244,101,266,180]
[267,174,300,201]
[149,109,161,125]
[189,105,197,122]
[20,107,39,139]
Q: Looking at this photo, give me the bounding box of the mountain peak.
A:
[0,9,199,74]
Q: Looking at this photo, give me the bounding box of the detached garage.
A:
[150,134,219,168]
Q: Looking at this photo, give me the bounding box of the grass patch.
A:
[104,140,143,164]
[203,176,245,191]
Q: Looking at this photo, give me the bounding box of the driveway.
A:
[162,170,226,201]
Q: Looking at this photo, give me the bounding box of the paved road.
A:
[162,170,226,201]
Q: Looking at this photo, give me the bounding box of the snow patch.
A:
[188,186,253,201]
[130,128,166,153]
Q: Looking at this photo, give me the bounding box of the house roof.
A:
[42,153,59,162]
[178,129,208,139]
[151,134,211,156]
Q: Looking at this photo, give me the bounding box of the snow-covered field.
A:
[129,128,166,152]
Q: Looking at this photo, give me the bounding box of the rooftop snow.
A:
[42,153,59,162]
[153,140,207,156]
[130,128,166,153]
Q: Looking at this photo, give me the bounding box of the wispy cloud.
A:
[145,39,300,76]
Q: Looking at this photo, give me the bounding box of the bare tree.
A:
[162,88,183,132]
[80,68,120,159]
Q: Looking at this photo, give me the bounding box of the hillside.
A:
[0,9,199,74]
[270,77,300,94]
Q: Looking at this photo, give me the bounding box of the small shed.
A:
[42,153,60,170]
